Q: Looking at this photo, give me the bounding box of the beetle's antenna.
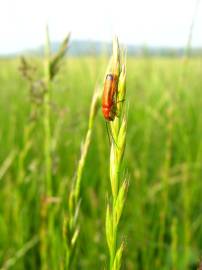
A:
[105,121,119,149]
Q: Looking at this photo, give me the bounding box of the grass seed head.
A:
[112,36,121,77]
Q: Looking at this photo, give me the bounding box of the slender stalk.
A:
[43,27,70,194]
[40,27,70,270]
[156,98,173,268]
[186,0,201,57]
[105,38,128,270]
[39,26,52,270]
[44,26,52,195]
[182,165,191,268]
[64,87,101,269]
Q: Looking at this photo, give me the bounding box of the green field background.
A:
[0,56,202,269]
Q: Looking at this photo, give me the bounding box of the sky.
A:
[0,0,201,54]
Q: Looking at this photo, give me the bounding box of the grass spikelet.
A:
[105,37,128,270]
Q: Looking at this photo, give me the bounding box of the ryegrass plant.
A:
[63,86,101,269]
[40,28,70,270]
[105,38,128,270]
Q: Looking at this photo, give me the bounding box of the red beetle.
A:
[102,74,118,121]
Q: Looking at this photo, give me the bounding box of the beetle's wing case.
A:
[102,74,114,106]
[110,75,118,102]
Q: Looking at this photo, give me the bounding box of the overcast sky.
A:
[0,0,201,54]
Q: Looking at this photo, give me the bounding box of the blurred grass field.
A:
[0,56,202,269]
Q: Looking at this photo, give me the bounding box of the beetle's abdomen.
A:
[102,104,115,121]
